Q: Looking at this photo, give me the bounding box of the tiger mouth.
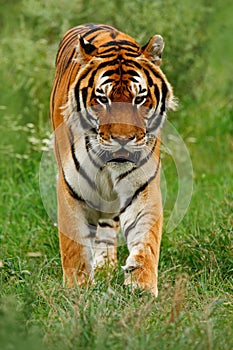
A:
[103,149,140,164]
[112,150,130,159]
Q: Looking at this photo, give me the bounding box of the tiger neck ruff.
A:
[50,23,176,296]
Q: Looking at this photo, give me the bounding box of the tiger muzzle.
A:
[98,105,146,163]
[99,131,144,164]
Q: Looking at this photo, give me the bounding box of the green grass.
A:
[0,0,232,349]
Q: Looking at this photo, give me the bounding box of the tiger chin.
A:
[50,23,177,297]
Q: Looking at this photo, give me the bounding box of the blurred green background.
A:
[0,0,232,349]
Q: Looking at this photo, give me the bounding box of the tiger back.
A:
[50,23,176,296]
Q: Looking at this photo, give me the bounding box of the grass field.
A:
[0,0,232,349]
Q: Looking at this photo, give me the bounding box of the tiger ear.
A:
[141,35,164,65]
[75,35,97,62]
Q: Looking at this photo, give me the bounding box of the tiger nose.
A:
[111,135,135,145]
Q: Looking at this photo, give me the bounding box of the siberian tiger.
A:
[50,23,176,296]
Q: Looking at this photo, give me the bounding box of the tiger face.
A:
[65,33,176,165]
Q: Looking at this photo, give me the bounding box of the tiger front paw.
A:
[122,256,158,297]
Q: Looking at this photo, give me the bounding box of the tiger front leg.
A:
[121,182,163,297]
[122,227,162,297]
[94,219,119,269]
[57,175,95,287]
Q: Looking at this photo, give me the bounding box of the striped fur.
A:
[50,24,176,296]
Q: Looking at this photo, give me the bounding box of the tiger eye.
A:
[98,96,108,104]
[134,96,145,105]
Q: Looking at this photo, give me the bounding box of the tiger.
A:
[50,23,176,296]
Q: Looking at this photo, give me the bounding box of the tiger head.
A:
[65,31,177,164]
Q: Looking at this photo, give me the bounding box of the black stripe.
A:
[124,59,143,70]
[73,99,97,130]
[120,47,140,54]
[120,158,160,214]
[139,87,147,94]
[122,69,140,77]
[71,143,97,189]
[55,127,85,202]
[61,47,76,73]
[123,52,141,58]
[87,111,98,126]
[146,110,157,124]
[145,64,169,115]
[74,81,81,112]
[102,69,118,77]
[119,40,140,49]
[95,239,115,246]
[100,40,139,49]
[116,138,157,183]
[98,221,114,228]
[137,137,157,167]
[143,62,166,80]
[161,81,168,114]
[84,32,100,43]
[98,47,119,54]
[74,65,94,110]
[130,77,141,83]
[82,26,108,39]
[110,31,117,39]
[142,67,154,87]
[148,114,164,132]
[124,209,144,239]
[88,69,97,87]
[82,87,88,108]
[62,168,101,211]
[78,111,94,130]
[154,84,160,109]
[62,169,84,202]
[85,135,100,168]
[88,224,97,238]
[60,116,96,207]
[116,166,137,182]
[71,143,80,169]
[98,50,140,59]
[120,182,148,214]
[96,58,120,69]
[85,135,99,164]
